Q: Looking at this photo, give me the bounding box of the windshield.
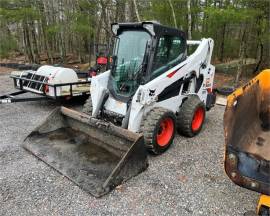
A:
[111,30,151,97]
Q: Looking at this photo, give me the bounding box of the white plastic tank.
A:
[36,65,78,96]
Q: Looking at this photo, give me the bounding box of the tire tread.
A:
[177,95,205,137]
[141,107,176,154]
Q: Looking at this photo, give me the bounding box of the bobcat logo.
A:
[149,89,156,96]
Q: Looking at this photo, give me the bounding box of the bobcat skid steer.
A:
[224,70,270,215]
[23,22,216,197]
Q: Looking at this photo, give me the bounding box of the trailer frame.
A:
[0,75,91,104]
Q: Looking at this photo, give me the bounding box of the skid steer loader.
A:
[23,22,216,197]
[224,69,270,215]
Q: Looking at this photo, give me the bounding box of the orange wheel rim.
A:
[157,118,174,146]
[192,107,204,131]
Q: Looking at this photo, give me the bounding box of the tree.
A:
[0,0,269,82]
[168,0,177,28]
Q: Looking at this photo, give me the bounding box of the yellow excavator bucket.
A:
[224,69,270,196]
[257,194,270,214]
[23,107,148,197]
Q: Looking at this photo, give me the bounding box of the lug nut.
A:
[228,153,236,160]
[251,182,258,188]
[231,172,237,178]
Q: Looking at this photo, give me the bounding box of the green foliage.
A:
[0,0,269,68]
[70,12,92,36]
[46,24,61,39]
[69,0,97,38]
[140,0,269,67]
[147,1,171,25]
[0,0,40,23]
[0,35,17,57]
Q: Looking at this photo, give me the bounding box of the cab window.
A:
[151,35,185,79]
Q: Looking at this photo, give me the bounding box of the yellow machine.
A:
[224,69,270,215]
[257,195,270,215]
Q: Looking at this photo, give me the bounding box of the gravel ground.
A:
[0,69,258,216]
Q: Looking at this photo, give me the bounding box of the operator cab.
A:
[109,21,187,102]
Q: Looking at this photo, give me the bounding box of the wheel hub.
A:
[192,107,204,132]
[157,118,174,146]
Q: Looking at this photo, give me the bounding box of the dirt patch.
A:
[214,72,250,89]
[0,72,258,215]
[0,67,14,74]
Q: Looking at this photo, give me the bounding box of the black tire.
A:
[141,107,176,155]
[259,206,270,216]
[177,95,206,137]
[18,64,29,70]
[9,63,19,68]
[31,64,41,70]
[82,96,93,115]
[216,86,235,96]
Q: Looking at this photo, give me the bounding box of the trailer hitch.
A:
[0,90,49,104]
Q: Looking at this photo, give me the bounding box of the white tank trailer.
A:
[0,65,91,104]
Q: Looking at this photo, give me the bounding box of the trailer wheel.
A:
[142,107,176,155]
[177,95,206,137]
[82,96,93,115]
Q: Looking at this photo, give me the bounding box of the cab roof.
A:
[111,21,186,39]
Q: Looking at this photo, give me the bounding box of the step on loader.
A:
[23,21,216,197]
[224,69,270,215]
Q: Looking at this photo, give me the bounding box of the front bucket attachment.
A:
[23,107,148,197]
[224,69,270,195]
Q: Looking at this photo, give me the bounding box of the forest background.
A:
[0,0,269,83]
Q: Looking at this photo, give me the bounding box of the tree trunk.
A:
[41,23,53,63]
[115,0,126,22]
[253,42,263,74]
[187,0,192,39]
[95,10,103,45]
[132,0,141,22]
[30,21,40,63]
[220,23,226,62]
[100,0,110,44]
[234,26,247,87]
[125,1,130,22]
[202,0,208,33]
[168,0,177,28]
[59,0,66,63]
[23,23,34,63]
[253,17,264,74]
